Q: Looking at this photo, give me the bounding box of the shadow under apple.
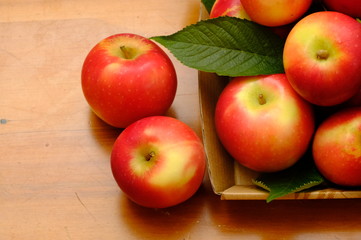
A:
[88,109,123,156]
[118,184,207,239]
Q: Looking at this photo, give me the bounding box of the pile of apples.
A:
[80,0,361,208]
[211,0,361,187]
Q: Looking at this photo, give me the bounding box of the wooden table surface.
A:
[1,1,361,239]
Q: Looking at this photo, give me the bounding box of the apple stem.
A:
[145,151,155,161]
[316,49,329,60]
[120,46,131,59]
[258,94,266,105]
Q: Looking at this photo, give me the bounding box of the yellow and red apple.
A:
[81,33,177,128]
[210,0,250,19]
[240,0,312,27]
[283,11,361,106]
[215,74,315,172]
[111,116,206,208]
[313,107,361,187]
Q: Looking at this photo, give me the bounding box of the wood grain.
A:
[1,1,361,239]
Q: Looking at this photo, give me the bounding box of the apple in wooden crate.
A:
[111,116,206,208]
[283,11,361,106]
[214,74,315,172]
[210,0,250,19]
[313,108,361,187]
[322,0,361,18]
[241,0,312,26]
[81,33,177,128]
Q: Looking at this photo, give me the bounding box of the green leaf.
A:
[201,0,216,13]
[253,154,325,203]
[151,17,285,77]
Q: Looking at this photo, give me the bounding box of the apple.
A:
[344,88,361,107]
[313,107,361,187]
[283,11,361,106]
[323,0,361,18]
[81,33,177,128]
[240,0,312,27]
[268,23,294,39]
[210,0,292,39]
[214,74,315,172]
[210,0,250,19]
[110,116,206,208]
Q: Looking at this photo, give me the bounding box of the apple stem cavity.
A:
[145,151,156,161]
[120,46,132,59]
[316,49,329,60]
[258,94,267,105]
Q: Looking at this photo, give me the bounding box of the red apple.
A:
[210,0,250,19]
[313,107,361,187]
[215,74,315,172]
[111,116,206,208]
[268,23,294,39]
[241,0,312,27]
[81,33,177,128]
[344,88,361,107]
[283,11,361,106]
[323,0,361,18]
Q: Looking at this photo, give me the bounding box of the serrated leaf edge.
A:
[266,180,324,203]
[253,178,325,203]
[252,179,270,192]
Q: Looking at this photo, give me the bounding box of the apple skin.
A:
[323,0,361,18]
[344,88,361,107]
[110,116,206,208]
[210,0,291,39]
[313,107,361,187]
[81,33,177,128]
[210,0,250,19]
[283,11,361,106]
[240,0,312,27]
[215,74,315,172]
